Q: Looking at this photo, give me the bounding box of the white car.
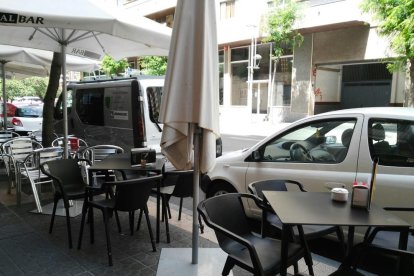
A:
[204,107,414,226]
[11,104,43,135]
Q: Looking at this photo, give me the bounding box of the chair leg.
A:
[166,196,172,219]
[136,209,143,231]
[49,196,59,234]
[144,205,156,252]
[222,257,235,276]
[77,202,88,250]
[102,209,113,266]
[64,205,73,249]
[161,195,170,243]
[115,210,121,233]
[178,197,183,220]
[198,213,204,234]
[129,211,135,235]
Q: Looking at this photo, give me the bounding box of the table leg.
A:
[398,227,409,250]
[280,224,288,276]
[156,178,160,243]
[347,226,355,256]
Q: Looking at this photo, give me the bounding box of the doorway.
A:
[251,81,268,118]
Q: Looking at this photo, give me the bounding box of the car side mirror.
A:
[252,150,261,161]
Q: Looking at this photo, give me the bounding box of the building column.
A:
[291,33,314,116]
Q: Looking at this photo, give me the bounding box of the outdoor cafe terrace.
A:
[0,167,353,276]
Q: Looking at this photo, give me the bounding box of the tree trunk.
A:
[409,58,414,107]
[42,52,62,147]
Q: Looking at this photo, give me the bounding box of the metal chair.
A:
[79,145,124,186]
[248,180,346,254]
[198,193,314,276]
[78,175,162,266]
[2,137,43,195]
[0,130,20,145]
[16,147,64,212]
[40,158,93,248]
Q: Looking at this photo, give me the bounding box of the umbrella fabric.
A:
[159,0,219,174]
[0,45,100,74]
[0,0,171,59]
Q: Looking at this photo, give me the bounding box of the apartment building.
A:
[119,0,407,124]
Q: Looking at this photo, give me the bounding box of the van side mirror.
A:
[252,150,261,161]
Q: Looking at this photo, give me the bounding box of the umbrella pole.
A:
[192,123,201,264]
[61,29,69,158]
[1,61,7,130]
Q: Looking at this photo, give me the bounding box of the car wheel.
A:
[207,181,237,198]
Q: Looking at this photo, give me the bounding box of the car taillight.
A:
[11,117,22,127]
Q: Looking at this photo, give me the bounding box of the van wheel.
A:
[207,181,237,198]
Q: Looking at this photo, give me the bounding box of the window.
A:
[146,86,163,123]
[260,119,357,163]
[76,88,104,126]
[230,46,249,106]
[368,119,414,167]
[220,0,236,19]
[219,50,224,105]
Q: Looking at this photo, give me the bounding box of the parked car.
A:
[204,107,414,230]
[0,103,17,129]
[11,104,43,135]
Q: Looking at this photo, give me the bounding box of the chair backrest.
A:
[248,179,305,200]
[80,145,124,164]
[111,175,162,212]
[27,147,64,169]
[198,193,255,246]
[163,170,194,198]
[40,158,88,191]
[51,137,88,148]
[2,137,43,162]
[0,130,19,144]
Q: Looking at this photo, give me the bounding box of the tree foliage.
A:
[139,56,168,76]
[263,0,303,59]
[361,0,414,106]
[0,77,48,102]
[101,55,128,77]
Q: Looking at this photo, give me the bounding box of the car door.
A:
[356,115,414,225]
[245,114,364,218]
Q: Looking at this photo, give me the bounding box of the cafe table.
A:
[87,153,166,242]
[262,191,411,275]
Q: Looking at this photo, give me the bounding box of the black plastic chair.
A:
[329,242,414,276]
[248,180,346,253]
[40,158,92,249]
[77,175,161,266]
[146,170,204,243]
[198,193,314,276]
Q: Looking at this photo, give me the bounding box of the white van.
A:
[54,76,222,156]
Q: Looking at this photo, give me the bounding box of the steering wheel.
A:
[290,143,313,161]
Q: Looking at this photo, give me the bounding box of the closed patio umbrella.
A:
[0,44,100,129]
[159,0,219,264]
[0,0,171,157]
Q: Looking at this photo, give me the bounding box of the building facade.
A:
[119,0,407,124]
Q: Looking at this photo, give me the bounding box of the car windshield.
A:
[15,106,43,118]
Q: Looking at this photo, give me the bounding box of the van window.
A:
[147,86,163,123]
[76,88,104,126]
[54,89,73,120]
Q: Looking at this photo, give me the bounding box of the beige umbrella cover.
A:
[159,0,219,174]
